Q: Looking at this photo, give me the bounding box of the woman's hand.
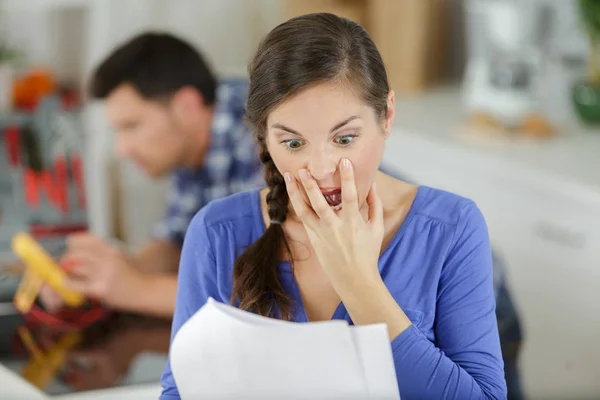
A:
[284,158,384,291]
[284,158,411,337]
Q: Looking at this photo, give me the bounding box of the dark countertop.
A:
[0,306,171,396]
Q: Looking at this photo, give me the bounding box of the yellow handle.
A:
[12,232,85,307]
[20,330,81,390]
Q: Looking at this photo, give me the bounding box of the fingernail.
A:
[342,158,350,169]
[299,169,309,181]
[284,172,292,183]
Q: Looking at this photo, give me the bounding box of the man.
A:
[40,32,264,318]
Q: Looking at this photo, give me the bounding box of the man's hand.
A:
[37,234,180,317]
[39,283,66,312]
[59,232,146,311]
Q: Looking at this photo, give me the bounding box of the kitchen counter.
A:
[388,86,600,200]
[0,308,170,399]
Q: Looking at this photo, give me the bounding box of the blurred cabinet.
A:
[383,87,600,399]
[283,0,448,94]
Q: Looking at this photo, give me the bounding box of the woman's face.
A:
[266,82,395,213]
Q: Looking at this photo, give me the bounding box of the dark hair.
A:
[231,13,390,320]
[89,32,217,105]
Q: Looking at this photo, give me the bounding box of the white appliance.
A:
[462,0,552,128]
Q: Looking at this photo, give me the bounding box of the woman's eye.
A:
[284,139,303,150]
[335,135,356,146]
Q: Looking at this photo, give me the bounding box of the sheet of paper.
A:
[171,298,400,399]
[350,324,401,399]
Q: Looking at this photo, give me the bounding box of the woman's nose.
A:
[307,150,337,181]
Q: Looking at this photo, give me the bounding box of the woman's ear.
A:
[383,90,395,139]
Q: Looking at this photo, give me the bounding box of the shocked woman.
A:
[160,12,507,400]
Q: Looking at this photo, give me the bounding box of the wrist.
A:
[112,269,150,312]
[333,264,383,298]
[121,273,177,318]
[338,274,412,340]
[131,272,153,309]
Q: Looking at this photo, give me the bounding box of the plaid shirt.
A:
[152,79,265,245]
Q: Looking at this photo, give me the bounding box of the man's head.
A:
[90,32,217,177]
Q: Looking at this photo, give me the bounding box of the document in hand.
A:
[170,298,400,400]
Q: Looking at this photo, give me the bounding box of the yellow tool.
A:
[11,232,85,313]
[13,269,45,315]
[18,326,81,390]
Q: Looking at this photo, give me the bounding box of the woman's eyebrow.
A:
[270,115,361,137]
[329,116,360,133]
[271,123,301,136]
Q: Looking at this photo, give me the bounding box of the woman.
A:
[160,13,507,399]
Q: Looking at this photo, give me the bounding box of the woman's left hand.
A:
[284,158,385,290]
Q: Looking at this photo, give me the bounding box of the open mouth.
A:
[321,189,342,211]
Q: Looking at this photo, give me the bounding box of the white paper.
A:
[170,298,400,400]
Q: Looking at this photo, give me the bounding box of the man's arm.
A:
[132,239,181,274]
[128,273,179,318]
[123,240,181,318]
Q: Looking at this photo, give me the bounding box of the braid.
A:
[235,11,390,320]
[260,145,290,225]
[231,139,295,320]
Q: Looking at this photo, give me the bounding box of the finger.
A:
[367,182,384,226]
[60,257,79,273]
[66,232,106,254]
[65,265,93,281]
[60,252,99,279]
[284,172,317,224]
[298,169,337,222]
[63,275,93,295]
[62,249,100,266]
[39,284,65,312]
[340,158,359,218]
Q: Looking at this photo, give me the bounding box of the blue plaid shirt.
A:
[152,79,265,245]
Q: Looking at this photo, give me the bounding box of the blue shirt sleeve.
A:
[390,202,507,399]
[159,208,219,400]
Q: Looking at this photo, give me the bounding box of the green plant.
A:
[0,42,20,63]
[579,0,600,85]
[0,6,20,64]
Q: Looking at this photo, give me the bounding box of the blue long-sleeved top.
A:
[160,186,507,399]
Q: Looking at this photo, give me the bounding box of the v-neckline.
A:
[249,186,425,322]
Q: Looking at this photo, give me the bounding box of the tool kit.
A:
[0,92,89,299]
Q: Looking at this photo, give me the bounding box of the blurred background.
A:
[0,1,599,399]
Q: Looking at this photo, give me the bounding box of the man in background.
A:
[40,32,264,317]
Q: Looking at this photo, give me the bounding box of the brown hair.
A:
[231,13,390,320]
